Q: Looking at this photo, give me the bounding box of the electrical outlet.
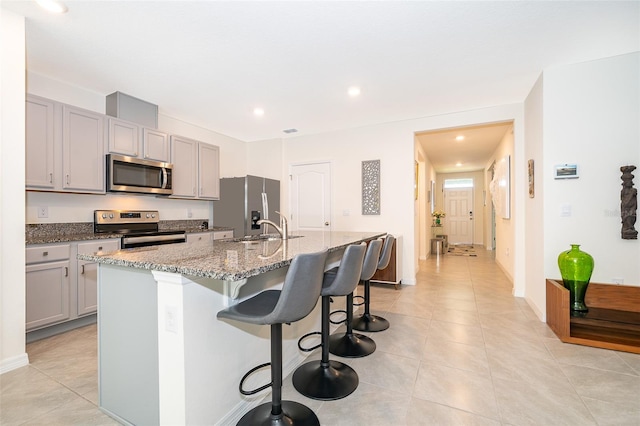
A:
[612,277,624,285]
[165,305,178,333]
[38,206,48,218]
[187,208,193,218]
[343,209,350,216]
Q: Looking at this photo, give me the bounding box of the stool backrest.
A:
[361,239,383,281]
[377,235,395,270]
[268,248,328,324]
[321,243,366,297]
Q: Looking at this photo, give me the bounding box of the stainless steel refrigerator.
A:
[213,175,280,238]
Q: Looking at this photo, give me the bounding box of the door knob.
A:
[325,222,330,226]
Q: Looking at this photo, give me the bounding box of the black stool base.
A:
[329,332,376,358]
[351,313,390,332]
[292,360,358,401]
[238,400,319,426]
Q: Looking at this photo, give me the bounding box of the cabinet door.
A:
[108,118,140,157]
[26,96,56,189]
[26,260,70,330]
[198,143,220,200]
[62,105,105,193]
[77,240,119,316]
[142,128,170,162]
[170,135,198,198]
[77,260,98,316]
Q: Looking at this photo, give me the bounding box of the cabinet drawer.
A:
[26,244,71,265]
[213,230,234,240]
[77,240,120,255]
[187,232,212,243]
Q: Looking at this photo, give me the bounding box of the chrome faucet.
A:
[257,211,288,240]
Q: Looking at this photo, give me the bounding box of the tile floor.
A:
[2,247,639,425]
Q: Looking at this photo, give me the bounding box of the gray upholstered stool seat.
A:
[217,249,328,426]
[292,243,366,400]
[352,235,395,332]
[329,238,382,357]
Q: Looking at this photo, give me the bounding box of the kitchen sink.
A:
[231,234,303,243]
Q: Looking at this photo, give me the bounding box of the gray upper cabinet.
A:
[198,143,220,200]
[170,135,198,198]
[108,118,140,157]
[142,128,170,162]
[26,95,57,190]
[62,105,105,193]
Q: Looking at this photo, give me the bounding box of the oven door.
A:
[121,231,186,249]
[107,154,173,195]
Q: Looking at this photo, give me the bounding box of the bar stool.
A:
[352,235,395,332]
[328,239,382,358]
[292,243,366,400]
[217,249,329,426]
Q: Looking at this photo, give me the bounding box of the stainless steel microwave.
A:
[106,154,173,195]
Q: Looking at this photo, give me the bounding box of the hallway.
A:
[1,247,639,425]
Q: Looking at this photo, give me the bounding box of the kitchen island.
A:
[79,230,384,426]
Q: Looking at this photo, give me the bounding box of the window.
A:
[443,178,473,189]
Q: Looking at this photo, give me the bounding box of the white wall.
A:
[283,104,525,286]
[543,53,640,288]
[524,74,546,320]
[485,127,516,282]
[0,9,28,373]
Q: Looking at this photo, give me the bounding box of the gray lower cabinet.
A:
[77,240,120,316]
[25,244,71,331]
[26,239,119,332]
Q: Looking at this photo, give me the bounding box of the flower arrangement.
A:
[432,210,446,218]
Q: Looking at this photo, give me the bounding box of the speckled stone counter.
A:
[95,229,385,425]
[79,230,384,282]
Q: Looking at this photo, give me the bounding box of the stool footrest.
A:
[352,295,365,307]
[297,331,322,352]
[329,309,347,325]
[239,362,272,396]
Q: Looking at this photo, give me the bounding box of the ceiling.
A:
[2,1,639,171]
[416,122,513,173]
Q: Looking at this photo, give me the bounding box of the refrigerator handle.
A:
[261,192,269,221]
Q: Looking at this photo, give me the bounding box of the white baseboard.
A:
[0,353,29,375]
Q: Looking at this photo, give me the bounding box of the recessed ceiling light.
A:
[455,135,465,141]
[253,108,265,117]
[456,162,463,167]
[36,0,68,14]
[348,86,361,97]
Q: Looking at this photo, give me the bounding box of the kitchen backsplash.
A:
[27,219,210,241]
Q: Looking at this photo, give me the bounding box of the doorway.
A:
[289,162,332,232]
[444,180,474,245]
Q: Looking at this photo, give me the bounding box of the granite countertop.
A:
[77,230,385,282]
[26,221,233,245]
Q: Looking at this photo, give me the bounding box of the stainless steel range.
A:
[94,210,186,248]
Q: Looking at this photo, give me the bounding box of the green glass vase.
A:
[557,244,594,314]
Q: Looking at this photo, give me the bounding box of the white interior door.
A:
[445,187,473,245]
[290,162,331,232]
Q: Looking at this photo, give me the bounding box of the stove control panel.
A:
[94,210,160,225]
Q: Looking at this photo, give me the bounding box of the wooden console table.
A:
[546,279,640,354]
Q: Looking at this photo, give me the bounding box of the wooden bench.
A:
[546,279,640,354]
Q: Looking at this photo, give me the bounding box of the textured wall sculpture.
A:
[362,160,380,215]
[620,165,638,240]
